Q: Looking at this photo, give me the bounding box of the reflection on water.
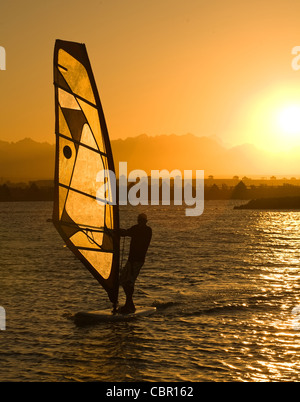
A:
[1,201,300,381]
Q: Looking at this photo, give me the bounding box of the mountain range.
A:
[0,134,299,182]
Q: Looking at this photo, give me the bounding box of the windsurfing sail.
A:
[52,39,119,307]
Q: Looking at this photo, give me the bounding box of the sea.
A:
[1,200,300,382]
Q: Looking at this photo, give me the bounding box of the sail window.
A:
[63,145,72,159]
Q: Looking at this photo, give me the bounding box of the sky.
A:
[1,0,300,155]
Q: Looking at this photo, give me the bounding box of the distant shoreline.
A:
[234,196,300,210]
[2,179,300,205]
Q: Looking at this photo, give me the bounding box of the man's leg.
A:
[123,283,135,311]
[118,261,135,313]
[118,287,135,313]
[118,261,143,314]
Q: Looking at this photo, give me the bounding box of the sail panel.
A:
[65,189,104,229]
[58,137,76,186]
[58,107,72,138]
[77,99,105,153]
[60,108,87,144]
[69,141,102,197]
[53,40,119,305]
[81,124,98,150]
[79,250,113,280]
[58,49,96,105]
[58,186,68,220]
[58,88,80,110]
[69,231,104,250]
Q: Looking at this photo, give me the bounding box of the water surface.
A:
[1,200,300,381]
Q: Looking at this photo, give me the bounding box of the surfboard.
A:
[73,306,156,324]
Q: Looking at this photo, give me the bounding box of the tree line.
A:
[1,180,300,202]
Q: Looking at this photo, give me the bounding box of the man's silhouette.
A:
[118,213,152,314]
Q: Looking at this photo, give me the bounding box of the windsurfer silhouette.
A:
[118,213,152,314]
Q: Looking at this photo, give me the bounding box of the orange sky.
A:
[1,0,300,155]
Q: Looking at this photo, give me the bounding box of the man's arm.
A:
[146,227,152,248]
[104,228,129,237]
[119,227,133,237]
[104,226,133,237]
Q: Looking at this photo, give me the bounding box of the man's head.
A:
[137,213,147,225]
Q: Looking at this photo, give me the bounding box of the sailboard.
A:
[74,306,157,325]
[53,39,120,310]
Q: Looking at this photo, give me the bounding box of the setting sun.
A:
[236,86,300,154]
[278,105,300,136]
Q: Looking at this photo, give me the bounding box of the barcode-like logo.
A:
[0,306,6,330]
[0,47,6,71]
